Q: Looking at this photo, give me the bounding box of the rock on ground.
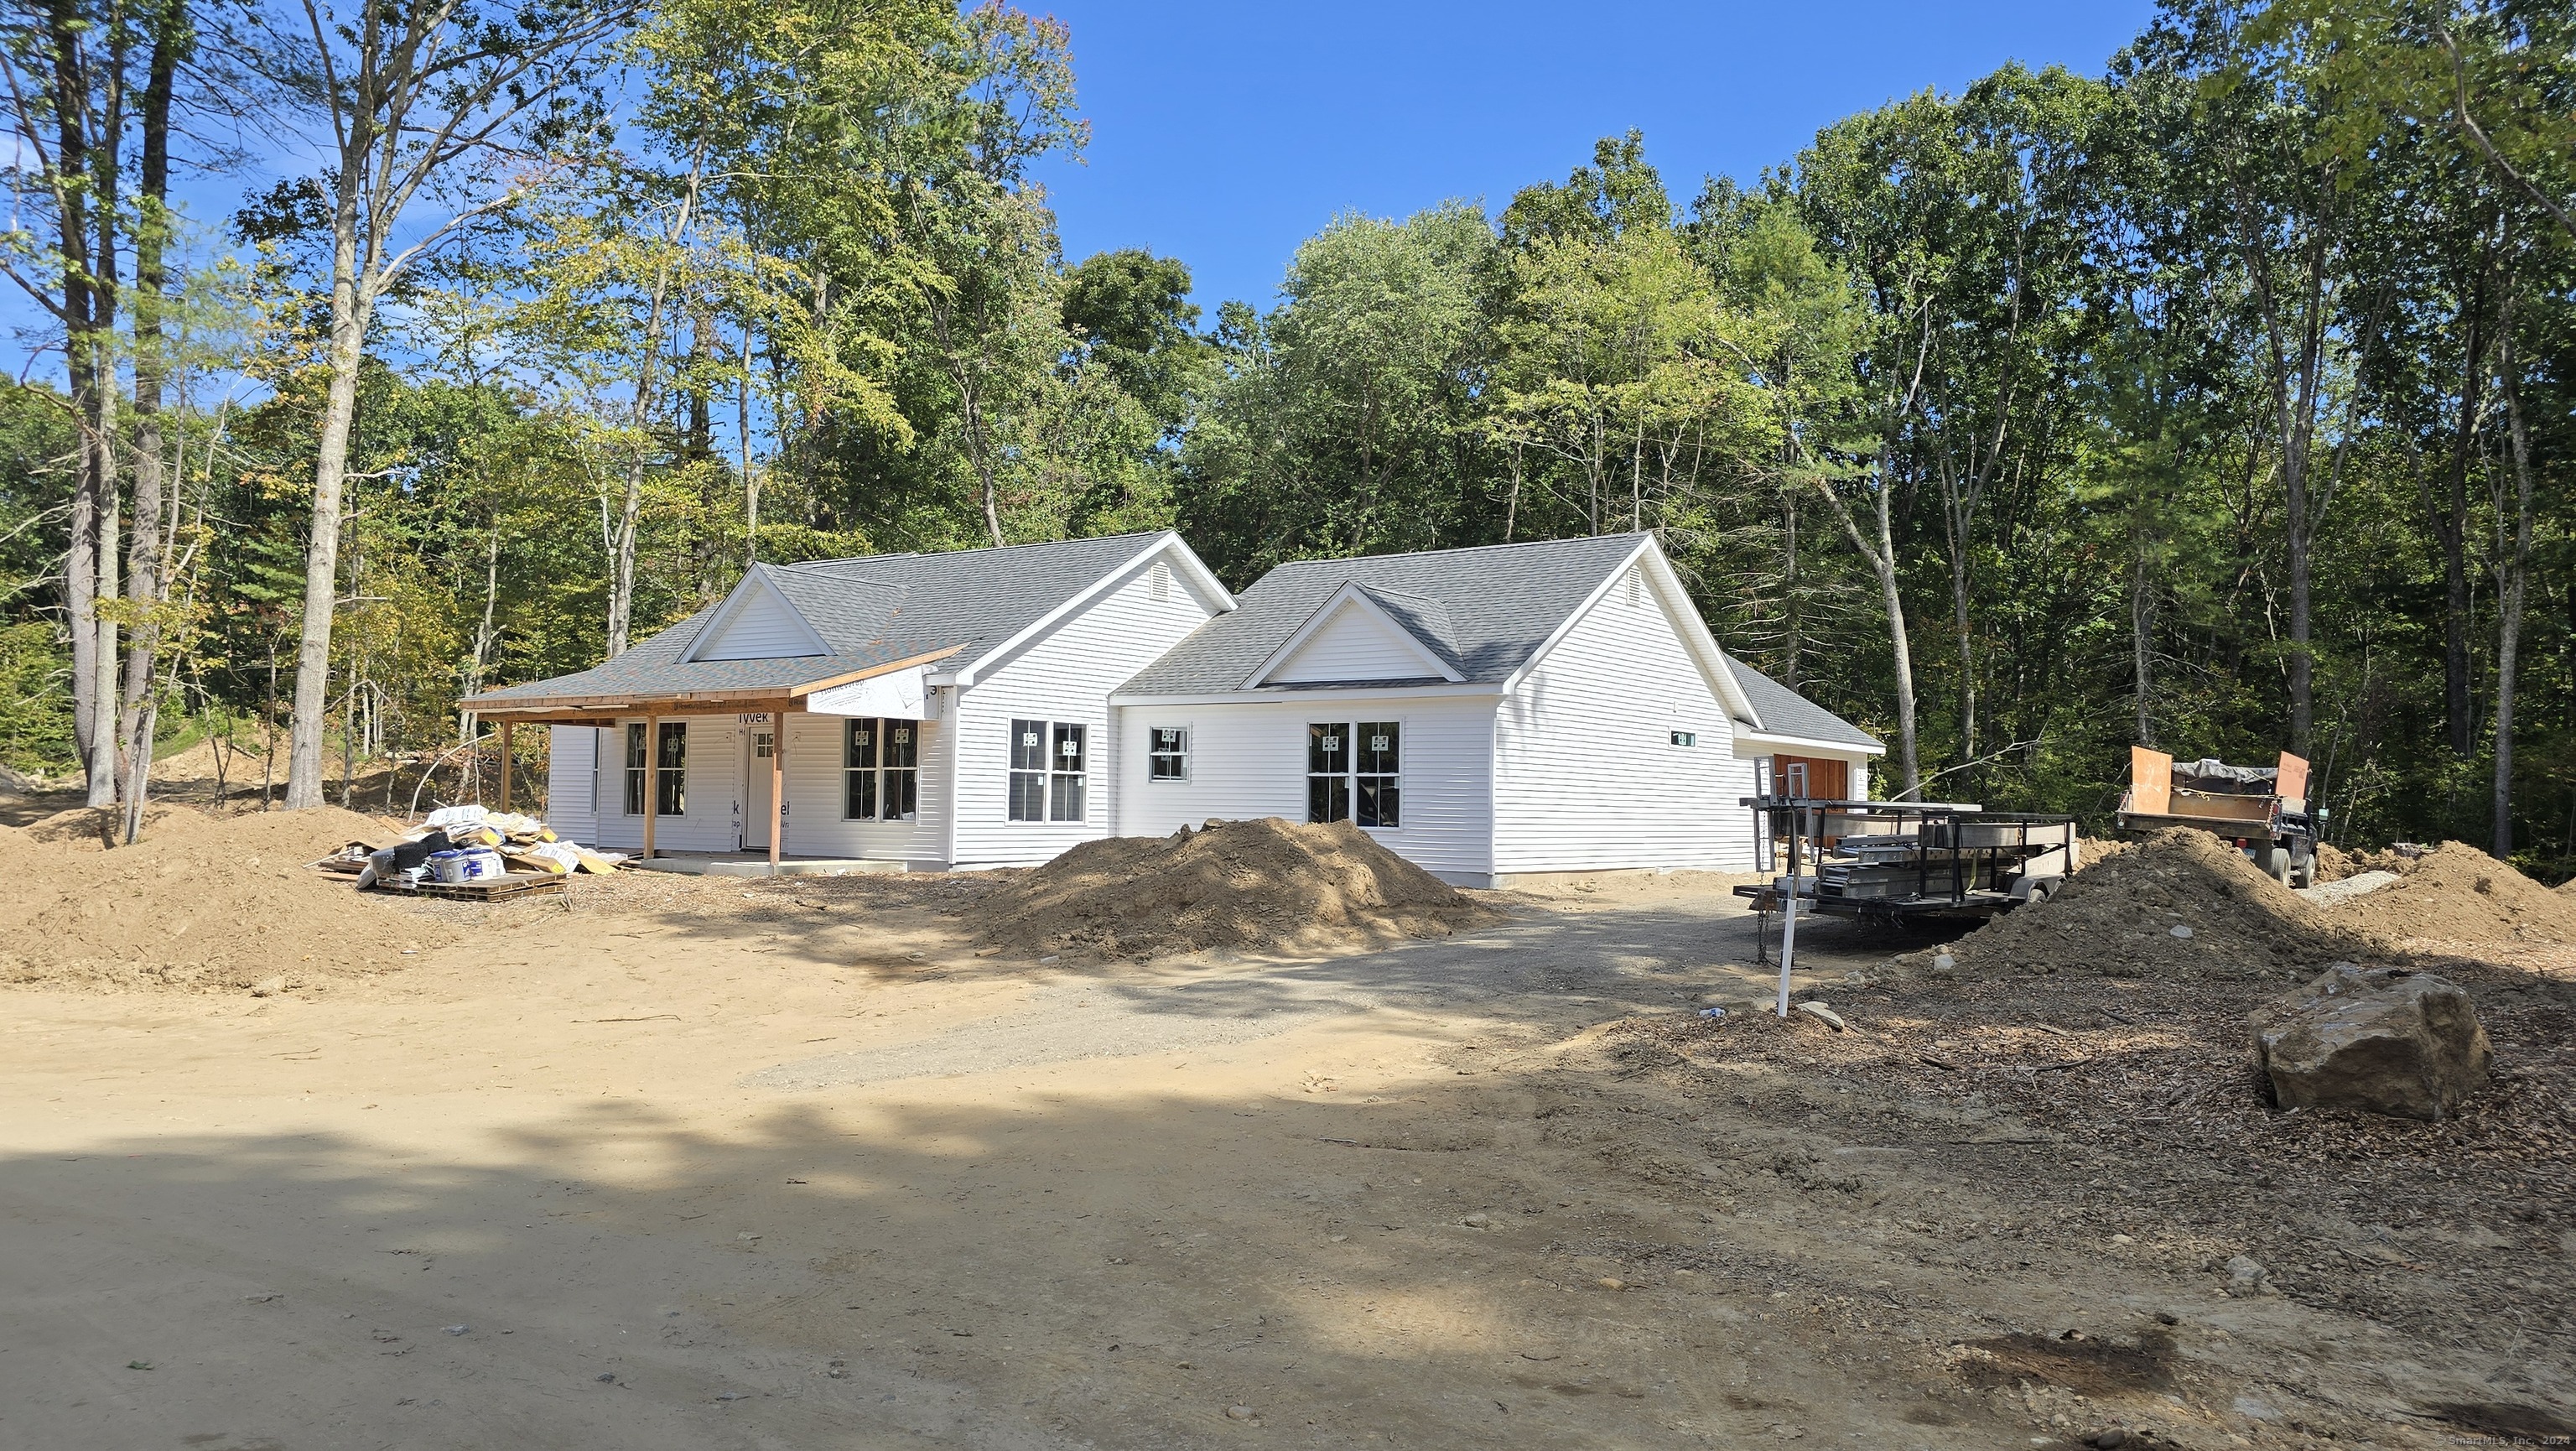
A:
[2250,964,2491,1121]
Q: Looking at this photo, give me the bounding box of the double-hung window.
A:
[628,720,686,815]
[1148,727,1190,782]
[1307,720,1400,828]
[882,720,919,820]
[1007,720,1087,822]
[624,723,647,815]
[843,718,919,821]
[1306,724,1350,824]
[844,720,879,819]
[1049,724,1087,820]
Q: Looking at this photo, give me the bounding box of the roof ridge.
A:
[1267,533,1648,568]
[784,529,1171,571]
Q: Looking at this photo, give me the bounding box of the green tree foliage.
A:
[0,0,2564,881]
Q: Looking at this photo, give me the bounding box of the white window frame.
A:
[1008,719,1088,823]
[1306,719,1403,830]
[1147,725,1192,783]
[841,717,922,822]
[1049,722,1088,822]
[626,720,687,817]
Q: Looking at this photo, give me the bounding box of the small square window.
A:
[1149,726,1189,782]
[1670,730,1696,747]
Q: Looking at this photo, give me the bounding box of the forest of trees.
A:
[0,0,2568,876]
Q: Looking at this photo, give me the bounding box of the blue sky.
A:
[1031,0,2163,315]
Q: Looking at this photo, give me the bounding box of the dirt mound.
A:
[977,817,1498,960]
[0,805,451,992]
[1890,828,2378,981]
[2314,841,2361,883]
[2324,841,2576,947]
[2074,836,2130,871]
[23,801,220,851]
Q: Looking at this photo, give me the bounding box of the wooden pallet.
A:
[362,870,568,902]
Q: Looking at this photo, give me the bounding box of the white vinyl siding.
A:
[589,716,746,855]
[948,548,1221,868]
[776,710,947,866]
[1265,600,1439,684]
[1114,695,1496,882]
[544,725,600,845]
[1492,574,1760,874]
[692,583,826,660]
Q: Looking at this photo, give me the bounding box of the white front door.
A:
[743,722,776,851]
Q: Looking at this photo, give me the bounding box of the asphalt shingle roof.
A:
[468,532,1170,705]
[1117,533,1651,696]
[1724,657,1883,751]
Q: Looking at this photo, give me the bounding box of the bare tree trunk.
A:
[1779,490,1800,689]
[285,231,371,807]
[2131,537,2155,747]
[1945,501,1976,767]
[2438,257,2487,757]
[1815,473,1920,798]
[2492,294,2535,859]
[606,155,704,656]
[118,0,183,842]
[739,322,758,567]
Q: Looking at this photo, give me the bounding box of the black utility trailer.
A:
[1734,796,2080,928]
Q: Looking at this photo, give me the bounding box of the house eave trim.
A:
[1733,730,1887,757]
[1112,682,1507,707]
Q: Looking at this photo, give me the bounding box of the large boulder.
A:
[2250,965,2490,1121]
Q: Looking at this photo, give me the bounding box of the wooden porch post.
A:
[642,710,659,860]
[497,720,514,812]
[769,707,786,871]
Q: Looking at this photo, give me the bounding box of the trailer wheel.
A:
[2251,845,2292,885]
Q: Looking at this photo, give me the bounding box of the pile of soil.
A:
[2313,840,2361,883]
[23,802,214,850]
[976,816,1498,960]
[2324,841,2576,947]
[0,805,450,992]
[1891,828,2378,981]
[2072,836,2130,871]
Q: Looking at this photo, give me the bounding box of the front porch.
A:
[627,852,913,878]
[465,651,948,869]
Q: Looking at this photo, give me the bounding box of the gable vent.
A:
[1625,566,1643,606]
[1150,562,1171,601]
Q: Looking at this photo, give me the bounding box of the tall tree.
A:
[263,0,634,808]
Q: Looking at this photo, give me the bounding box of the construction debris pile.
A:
[0,804,456,993]
[324,804,621,892]
[977,816,1498,961]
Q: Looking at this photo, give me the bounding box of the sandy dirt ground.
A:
[4,847,2573,1450]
